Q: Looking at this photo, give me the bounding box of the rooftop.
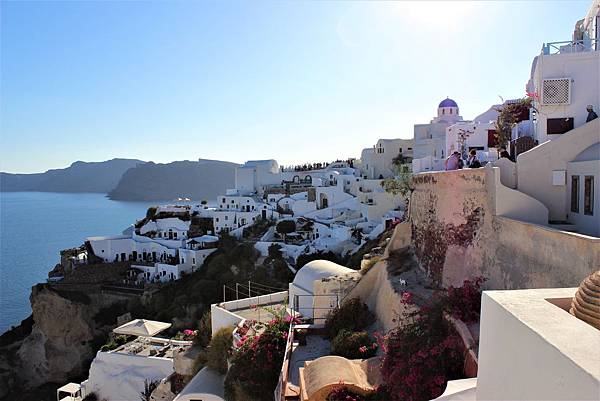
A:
[111,336,190,359]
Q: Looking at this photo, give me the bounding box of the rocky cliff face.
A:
[0,285,133,400]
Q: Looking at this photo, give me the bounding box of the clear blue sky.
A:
[0,0,589,173]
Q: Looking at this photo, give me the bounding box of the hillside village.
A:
[2,2,599,401]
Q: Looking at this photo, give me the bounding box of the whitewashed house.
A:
[140,217,190,240]
[446,121,498,163]
[525,0,600,144]
[358,138,414,179]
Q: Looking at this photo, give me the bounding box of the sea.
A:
[0,192,153,334]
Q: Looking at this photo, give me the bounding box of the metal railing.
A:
[542,38,598,55]
[273,321,295,401]
[222,281,288,302]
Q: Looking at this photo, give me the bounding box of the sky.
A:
[0,0,590,173]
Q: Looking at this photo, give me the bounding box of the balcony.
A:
[542,38,598,55]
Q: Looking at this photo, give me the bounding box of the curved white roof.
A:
[292,260,355,294]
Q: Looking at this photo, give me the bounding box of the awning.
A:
[113,319,171,337]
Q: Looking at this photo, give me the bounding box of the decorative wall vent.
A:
[541,78,571,105]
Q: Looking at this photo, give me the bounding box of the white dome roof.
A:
[292,260,355,293]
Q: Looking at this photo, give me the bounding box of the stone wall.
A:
[409,168,599,290]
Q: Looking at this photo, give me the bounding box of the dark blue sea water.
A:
[0,192,152,334]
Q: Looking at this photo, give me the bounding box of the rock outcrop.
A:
[0,284,134,400]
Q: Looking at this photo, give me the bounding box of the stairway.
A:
[548,221,579,233]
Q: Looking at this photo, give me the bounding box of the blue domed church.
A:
[412,98,464,171]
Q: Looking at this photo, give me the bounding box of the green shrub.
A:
[194,310,212,347]
[331,330,377,359]
[324,298,375,339]
[206,327,233,374]
[99,334,129,352]
[192,348,208,375]
[146,206,157,219]
[275,220,296,235]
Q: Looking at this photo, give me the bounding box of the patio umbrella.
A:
[113,319,171,337]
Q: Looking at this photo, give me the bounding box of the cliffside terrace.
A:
[109,336,191,359]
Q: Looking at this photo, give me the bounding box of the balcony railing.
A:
[542,39,598,55]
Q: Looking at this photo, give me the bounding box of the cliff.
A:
[0,283,136,400]
[0,159,145,193]
[108,159,239,201]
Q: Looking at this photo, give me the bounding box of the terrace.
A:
[105,319,192,358]
[542,38,598,55]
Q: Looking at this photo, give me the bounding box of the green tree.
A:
[494,97,532,150]
[275,220,296,242]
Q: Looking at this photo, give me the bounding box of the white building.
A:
[359,138,414,179]
[288,260,359,322]
[140,217,190,240]
[235,160,282,195]
[526,0,600,144]
[76,320,191,401]
[446,121,498,163]
[435,287,600,401]
[413,98,464,172]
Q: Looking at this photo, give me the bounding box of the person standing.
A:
[445,151,461,171]
[586,105,598,122]
[499,147,514,162]
[467,149,482,168]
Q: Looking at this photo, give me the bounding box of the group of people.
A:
[444,147,514,171]
[445,150,480,171]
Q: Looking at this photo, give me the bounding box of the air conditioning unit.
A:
[541,78,571,105]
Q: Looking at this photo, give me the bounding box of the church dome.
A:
[439,98,458,108]
[570,270,600,330]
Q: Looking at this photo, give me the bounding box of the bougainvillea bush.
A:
[326,384,389,401]
[325,298,375,339]
[224,309,295,401]
[378,278,484,401]
[331,330,377,360]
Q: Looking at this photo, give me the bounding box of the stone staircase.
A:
[548,220,579,233]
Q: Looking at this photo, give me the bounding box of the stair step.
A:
[548,223,579,233]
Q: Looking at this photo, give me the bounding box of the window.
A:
[547,118,574,135]
[442,109,445,115]
[571,176,580,213]
[225,215,228,220]
[584,176,594,216]
[449,109,452,114]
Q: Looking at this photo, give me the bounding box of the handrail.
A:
[273,320,295,401]
[542,38,598,55]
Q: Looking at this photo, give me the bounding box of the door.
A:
[262,210,267,219]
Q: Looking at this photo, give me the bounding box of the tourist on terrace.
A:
[445,151,461,171]
[586,105,598,122]
[466,149,482,168]
[499,147,514,162]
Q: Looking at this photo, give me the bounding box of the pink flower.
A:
[401,292,413,304]
[359,346,368,354]
[434,375,446,386]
